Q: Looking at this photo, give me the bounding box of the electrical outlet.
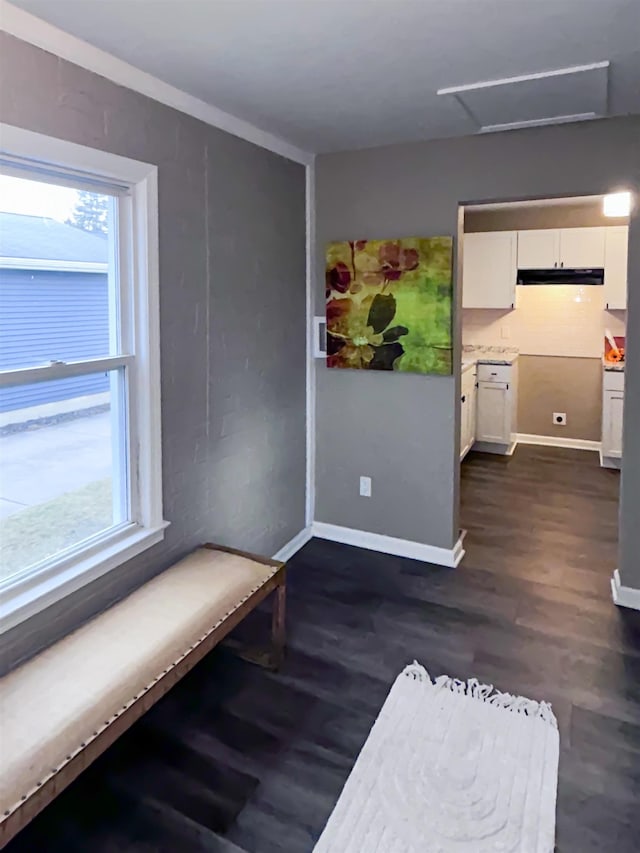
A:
[500,325,510,340]
[553,412,567,426]
[359,476,372,497]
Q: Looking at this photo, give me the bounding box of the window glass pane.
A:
[0,174,119,370]
[0,369,128,581]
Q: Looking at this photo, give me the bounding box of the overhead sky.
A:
[0,175,79,221]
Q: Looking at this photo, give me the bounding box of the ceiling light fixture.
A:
[437,61,610,134]
[603,191,632,217]
[479,113,597,133]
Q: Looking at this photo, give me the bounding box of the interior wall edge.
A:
[617,211,640,590]
[0,0,314,166]
[305,159,317,527]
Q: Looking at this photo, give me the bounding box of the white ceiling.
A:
[8,0,640,153]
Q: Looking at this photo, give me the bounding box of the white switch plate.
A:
[359,476,372,497]
[553,412,567,426]
[500,325,510,339]
[313,316,327,357]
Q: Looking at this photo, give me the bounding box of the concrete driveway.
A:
[0,411,113,519]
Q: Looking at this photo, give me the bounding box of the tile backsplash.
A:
[462,285,626,359]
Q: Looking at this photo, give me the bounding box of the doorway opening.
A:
[457,193,629,589]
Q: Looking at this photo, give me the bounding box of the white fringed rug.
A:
[314,663,559,853]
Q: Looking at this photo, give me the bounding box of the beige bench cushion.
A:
[0,547,277,817]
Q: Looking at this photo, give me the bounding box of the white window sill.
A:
[0,521,170,634]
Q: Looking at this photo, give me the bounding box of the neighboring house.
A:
[0,212,109,415]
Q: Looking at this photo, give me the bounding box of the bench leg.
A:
[271,580,286,669]
[225,577,286,671]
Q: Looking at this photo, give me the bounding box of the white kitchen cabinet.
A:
[517,226,606,270]
[517,229,559,269]
[460,367,476,460]
[475,360,518,451]
[559,227,605,268]
[460,395,469,459]
[604,226,629,309]
[476,382,511,443]
[462,231,517,309]
[602,391,624,458]
[602,371,624,463]
[469,378,477,452]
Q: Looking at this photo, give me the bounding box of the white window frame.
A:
[0,123,168,632]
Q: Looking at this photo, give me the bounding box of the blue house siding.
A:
[0,269,110,413]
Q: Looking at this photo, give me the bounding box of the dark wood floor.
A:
[8,445,640,852]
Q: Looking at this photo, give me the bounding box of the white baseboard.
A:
[471,440,517,456]
[311,522,465,568]
[599,449,622,470]
[516,433,601,452]
[272,526,313,562]
[611,569,640,611]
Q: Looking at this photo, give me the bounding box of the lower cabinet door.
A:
[602,390,624,457]
[476,381,510,443]
[469,382,477,447]
[460,372,476,459]
[460,393,468,458]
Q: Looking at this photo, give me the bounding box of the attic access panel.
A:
[438,62,609,132]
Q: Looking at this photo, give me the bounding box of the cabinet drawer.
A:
[478,380,508,391]
[477,363,512,384]
[603,371,624,392]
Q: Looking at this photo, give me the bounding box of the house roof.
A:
[0,212,108,263]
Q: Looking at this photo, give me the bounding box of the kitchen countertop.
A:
[462,347,519,371]
[477,355,519,366]
[603,359,625,372]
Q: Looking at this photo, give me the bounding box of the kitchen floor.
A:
[460,443,620,590]
[6,446,640,853]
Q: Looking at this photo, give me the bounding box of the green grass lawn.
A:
[0,478,113,580]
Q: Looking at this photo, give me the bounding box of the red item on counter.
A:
[604,335,625,363]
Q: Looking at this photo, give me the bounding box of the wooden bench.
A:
[0,543,286,848]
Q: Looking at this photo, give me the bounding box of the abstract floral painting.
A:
[325,236,453,375]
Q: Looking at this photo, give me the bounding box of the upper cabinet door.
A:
[604,226,629,310]
[517,229,559,269]
[462,231,517,309]
[559,227,605,268]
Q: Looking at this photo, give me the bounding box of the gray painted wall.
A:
[619,205,640,590]
[315,116,640,561]
[0,34,306,670]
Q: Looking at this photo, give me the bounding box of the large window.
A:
[0,125,166,629]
